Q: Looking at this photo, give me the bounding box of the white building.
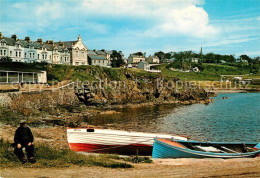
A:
[128,53,146,64]
[0,33,88,66]
[138,61,150,71]
[0,70,47,84]
[146,55,160,64]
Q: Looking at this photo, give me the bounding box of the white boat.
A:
[67,127,188,155]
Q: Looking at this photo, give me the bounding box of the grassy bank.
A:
[0,139,135,168]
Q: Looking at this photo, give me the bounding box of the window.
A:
[4,50,6,56]
[38,54,40,59]
[10,51,12,56]
[19,52,21,57]
[82,52,84,58]
[0,50,2,55]
[25,53,27,58]
[76,51,79,57]
[16,51,18,57]
[29,53,32,58]
[33,53,35,58]
[42,54,44,59]
[45,54,47,59]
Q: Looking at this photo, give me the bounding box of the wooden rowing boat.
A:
[67,127,187,155]
[152,138,260,159]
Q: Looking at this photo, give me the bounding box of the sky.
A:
[0,0,259,57]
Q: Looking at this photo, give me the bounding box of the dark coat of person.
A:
[14,126,34,145]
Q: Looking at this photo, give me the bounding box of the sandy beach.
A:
[1,125,260,178]
[1,157,259,178]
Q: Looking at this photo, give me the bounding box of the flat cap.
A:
[19,120,27,124]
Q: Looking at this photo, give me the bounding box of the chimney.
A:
[0,32,3,39]
[11,34,17,41]
[46,40,54,46]
[37,38,43,44]
[58,41,64,47]
[25,36,31,43]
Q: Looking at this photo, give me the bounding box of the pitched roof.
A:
[62,41,77,49]
[88,50,97,55]
[95,50,106,55]
[105,50,113,55]
[139,61,149,64]
[1,37,16,46]
[88,55,108,60]
[130,54,145,58]
[1,35,81,52]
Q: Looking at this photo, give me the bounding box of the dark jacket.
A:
[14,126,34,145]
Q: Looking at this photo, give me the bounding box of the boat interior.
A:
[158,139,258,153]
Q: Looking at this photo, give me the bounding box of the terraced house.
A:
[0,32,88,66]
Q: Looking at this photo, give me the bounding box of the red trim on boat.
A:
[68,143,152,155]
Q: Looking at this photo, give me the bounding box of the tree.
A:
[240,55,251,63]
[0,56,12,62]
[154,51,165,60]
[133,52,144,56]
[110,50,124,67]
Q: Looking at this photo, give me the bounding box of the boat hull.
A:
[69,143,152,155]
[152,139,260,159]
[67,128,187,155]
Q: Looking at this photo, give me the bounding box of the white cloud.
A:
[80,0,217,38]
[35,2,63,20]
[237,50,260,57]
[149,5,219,38]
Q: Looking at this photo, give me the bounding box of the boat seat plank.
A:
[220,146,239,153]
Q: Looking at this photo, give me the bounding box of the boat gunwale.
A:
[154,138,260,158]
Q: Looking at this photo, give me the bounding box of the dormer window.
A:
[29,45,34,49]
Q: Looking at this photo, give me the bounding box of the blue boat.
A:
[152,138,260,159]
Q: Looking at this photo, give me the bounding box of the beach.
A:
[1,157,259,177]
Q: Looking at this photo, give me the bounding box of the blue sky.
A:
[0,0,259,57]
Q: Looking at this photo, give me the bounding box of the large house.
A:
[127,53,146,64]
[0,32,88,66]
[88,50,109,67]
[146,55,160,64]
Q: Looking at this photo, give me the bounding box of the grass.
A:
[157,64,220,81]
[1,61,259,87]
[0,139,134,168]
[156,63,260,82]
[0,107,24,126]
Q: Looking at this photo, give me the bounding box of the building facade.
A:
[0,70,47,84]
[128,54,146,64]
[146,55,160,64]
[137,61,150,71]
[0,33,88,66]
[88,50,109,67]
